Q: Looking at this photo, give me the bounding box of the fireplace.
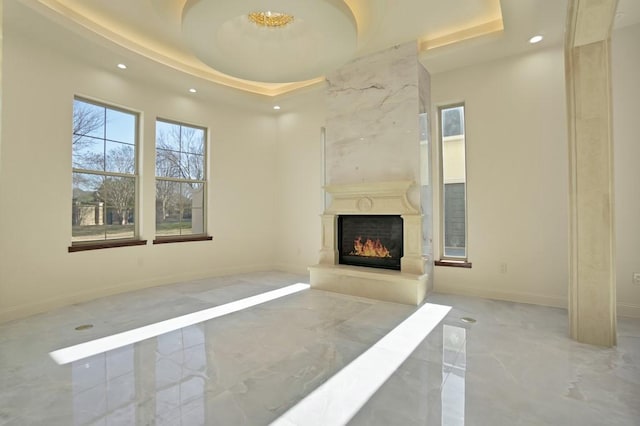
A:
[338,215,403,270]
[310,181,430,306]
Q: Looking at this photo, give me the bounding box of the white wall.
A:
[273,45,573,310]
[274,88,326,273]
[612,23,640,318]
[0,29,279,322]
[3,19,636,323]
[430,45,570,308]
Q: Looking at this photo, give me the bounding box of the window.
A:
[71,98,139,244]
[439,104,467,260]
[155,119,207,239]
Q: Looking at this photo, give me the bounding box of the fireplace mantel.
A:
[310,180,428,305]
[323,180,419,215]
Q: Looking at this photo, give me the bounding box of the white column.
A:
[565,0,618,346]
[401,214,426,275]
[318,214,338,265]
[0,0,3,173]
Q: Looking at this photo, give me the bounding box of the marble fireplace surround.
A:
[309,181,428,305]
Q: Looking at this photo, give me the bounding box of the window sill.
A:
[435,259,472,268]
[69,239,147,252]
[153,235,213,245]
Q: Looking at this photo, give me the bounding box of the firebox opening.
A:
[338,215,403,271]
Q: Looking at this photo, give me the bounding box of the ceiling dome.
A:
[182,0,358,83]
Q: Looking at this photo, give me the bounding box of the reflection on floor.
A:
[50,283,312,365]
[1,271,639,425]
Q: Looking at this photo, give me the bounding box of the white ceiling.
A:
[6,0,640,99]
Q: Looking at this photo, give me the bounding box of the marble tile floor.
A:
[0,271,638,425]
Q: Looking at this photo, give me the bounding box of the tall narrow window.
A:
[155,119,207,239]
[72,98,138,243]
[439,104,467,259]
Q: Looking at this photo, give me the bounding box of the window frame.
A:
[437,102,471,266]
[70,96,144,251]
[153,117,210,243]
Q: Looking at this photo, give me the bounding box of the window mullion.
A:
[71,98,139,245]
[155,120,207,238]
[156,177,205,184]
[72,168,136,179]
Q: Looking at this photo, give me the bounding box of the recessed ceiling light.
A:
[189,88,197,93]
[273,105,281,110]
[529,35,543,44]
[117,63,127,69]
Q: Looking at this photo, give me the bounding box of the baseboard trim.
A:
[617,303,640,319]
[0,263,273,324]
[434,283,640,319]
[5,269,637,323]
[433,283,568,309]
[273,263,312,276]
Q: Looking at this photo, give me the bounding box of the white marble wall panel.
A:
[419,61,430,115]
[326,129,419,184]
[325,42,422,186]
[418,63,434,293]
[319,42,434,303]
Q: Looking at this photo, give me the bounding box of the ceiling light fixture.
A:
[117,63,127,69]
[189,88,197,93]
[249,11,294,28]
[273,105,281,110]
[529,35,543,44]
[181,0,357,83]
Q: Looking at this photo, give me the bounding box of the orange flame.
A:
[350,236,392,258]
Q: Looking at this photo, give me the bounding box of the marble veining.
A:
[325,42,423,186]
[1,271,639,425]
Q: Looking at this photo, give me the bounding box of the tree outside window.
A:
[71,98,138,243]
[155,120,206,237]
